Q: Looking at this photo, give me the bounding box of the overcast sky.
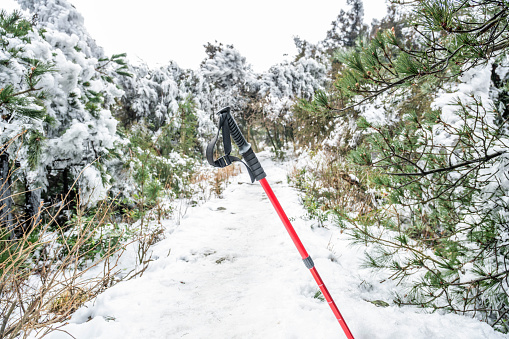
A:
[2,0,389,72]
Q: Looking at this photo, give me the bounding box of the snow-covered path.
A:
[47,153,506,339]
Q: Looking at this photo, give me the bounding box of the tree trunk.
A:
[0,150,14,240]
[248,127,259,152]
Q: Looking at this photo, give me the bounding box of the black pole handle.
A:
[218,107,266,182]
[218,107,250,153]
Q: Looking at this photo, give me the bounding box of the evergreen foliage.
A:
[332,0,509,108]
[323,0,368,52]
[0,5,128,209]
[9,0,509,335]
[293,0,509,332]
[348,86,509,330]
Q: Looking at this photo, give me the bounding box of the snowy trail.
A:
[47,153,506,339]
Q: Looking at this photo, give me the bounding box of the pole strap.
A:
[206,112,256,183]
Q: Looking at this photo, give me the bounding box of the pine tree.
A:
[0,10,55,237]
[323,0,369,53]
[17,0,129,210]
[1,1,132,234]
[17,0,104,58]
[301,0,509,331]
[331,0,509,108]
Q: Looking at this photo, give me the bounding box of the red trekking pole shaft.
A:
[206,108,355,338]
[259,178,354,339]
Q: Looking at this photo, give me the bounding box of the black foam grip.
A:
[243,147,266,181]
[226,115,248,150]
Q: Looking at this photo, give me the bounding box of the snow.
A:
[37,153,505,339]
[4,1,508,337]
[79,165,110,204]
[432,62,494,121]
[1,1,124,201]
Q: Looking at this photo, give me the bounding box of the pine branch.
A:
[9,87,42,98]
[331,45,466,114]
[384,151,505,176]
[447,269,509,287]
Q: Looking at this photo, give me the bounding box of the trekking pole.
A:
[206,107,355,339]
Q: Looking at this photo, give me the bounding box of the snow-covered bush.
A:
[292,0,509,331]
[0,4,129,226]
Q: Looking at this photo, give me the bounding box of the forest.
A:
[1,0,509,337]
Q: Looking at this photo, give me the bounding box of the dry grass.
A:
[0,157,133,339]
[0,222,126,339]
[0,193,132,338]
[288,152,375,220]
[191,163,241,199]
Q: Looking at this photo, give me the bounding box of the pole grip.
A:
[242,147,266,181]
[219,107,266,181]
[227,116,250,154]
[218,107,250,154]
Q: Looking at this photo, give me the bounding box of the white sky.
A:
[2,0,389,72]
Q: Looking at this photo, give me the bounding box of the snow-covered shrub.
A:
[260,57,327,122]
[347,62,509,331]
[201,43,255,90]
[291,0,509,331]
[111,97,201,225]
[0,4,128,220]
